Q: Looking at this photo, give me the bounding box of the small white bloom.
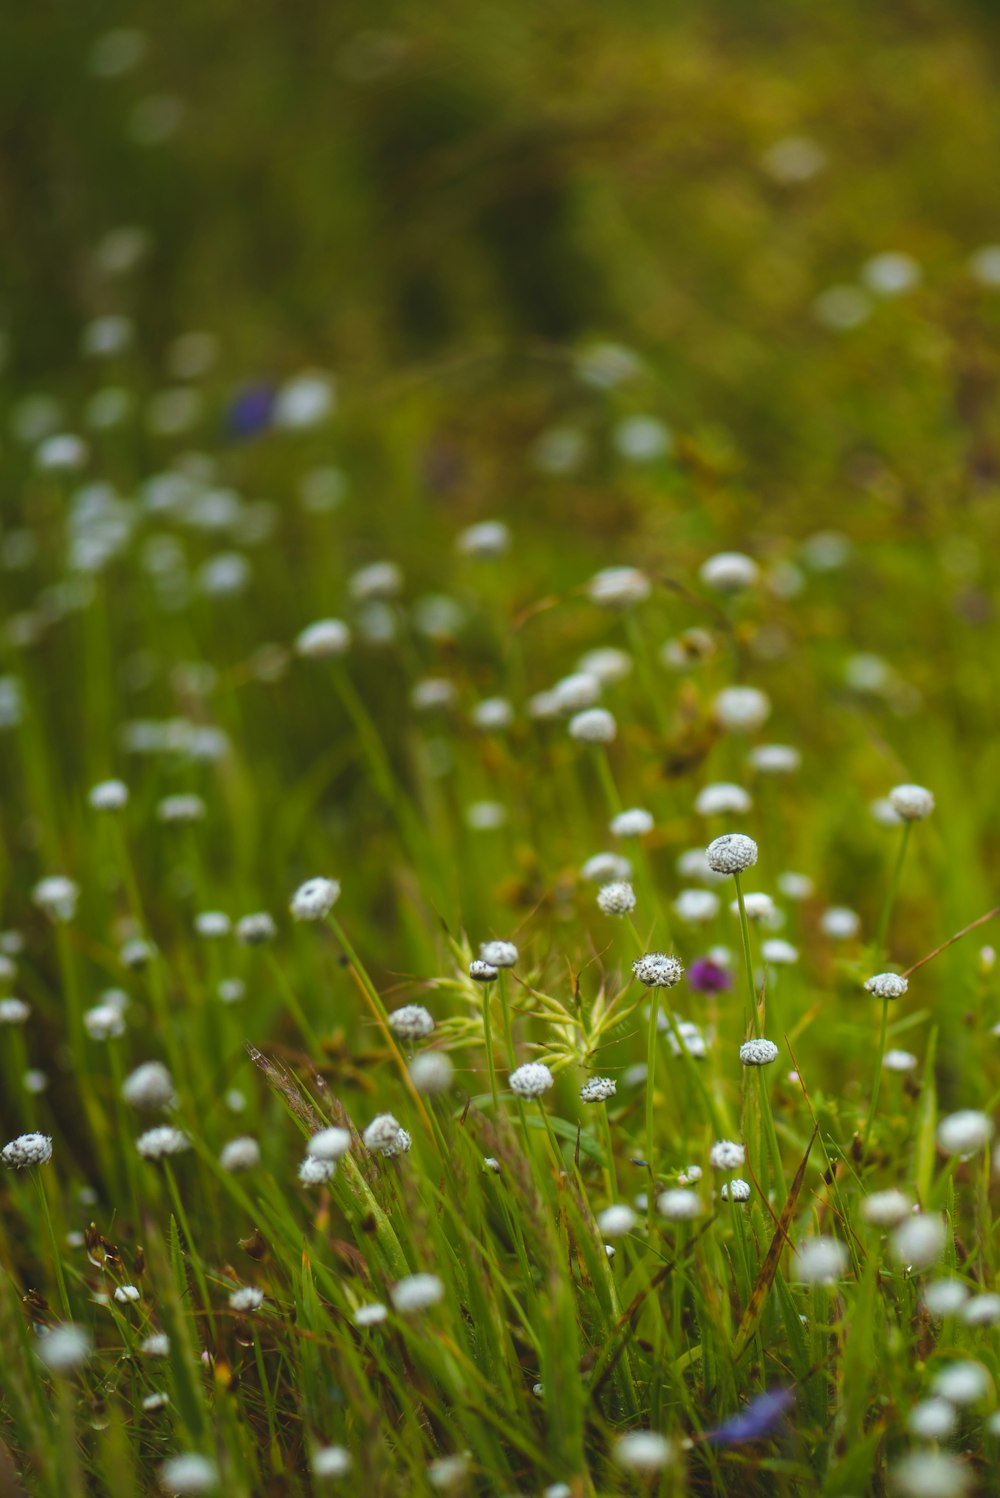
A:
[678,1164,702,1185]
[577,646,632,684]
[710,1140,745,1171]
[777,871,813,901]
[892,1451,970,1498]
[2,1133,53,1168]
[142,1392,169,1412]
[631,952,688,988]
[363,1113,405,1155]
[37,1324,91,1374]
[597,1204,636,1238]
[597,880,635,916]
[88,778,129,811]
[552,672,601,714]
[862,251,921,296]
[581,852,632,884]
[456,520,510,558]
[961,1293,1000,1326]
[290,877,341,921]
[705,833,758,874]
[410,677,457,712]
[229,1287,264,1312]
[274,370,336,428]
[587,566,651,608]
[613,1431,673,1472]
[32,875,80,922]
[580,1076,616,1103]
[312,1445,352,1478]
[299,1156,335,1186]
[464,800,506,830]
[610,807,653,838]
[391,1273,444,1313]
[657,1189,702,1221]
[889,783,935,822]
[194,911,231,939]
[731,891,775,922]
[864,972,908,1000]
[891,1213,947,1270]
[509,1062,554,1099]
[219,1137,261,1173]
[923,1279,969,1317]
[700,551,759,593]
[115,1285,140,1303]
[122,1061,175,1110]
[295,619,351,658]
[907,1398,957,1440]
[739,1038,779,1067]
[308,1127,351,1161]
[761,938,798,965]
[862,1189,912,1227]
[713,686,770,734]
[930,1360,990,1406]
[235,912,277,945]
[471,696,514,732]
[820,906,860,940]
[157,794,205,824]
[749,744,801,774]
[884,1049,918,1073]
[569,707,617,744]
[794,1236,849,1284]
[389,1005,435,1041]
[136,1127,190,1160]
[479,940,517,968]
[84,1004,126,1040]
[353,1302,387,1328]
[721,1178,751,1202]
[157,1453,219,1494]
[468,959,499,983]
[695,782,752,817]
[427,1455,468,1490]
[218,978,246,1004]
[936,1110,994,1157]
[141,1333,171,1357]
[673,889,720,924]
[0,998,30,1025]
[349,560,402,602]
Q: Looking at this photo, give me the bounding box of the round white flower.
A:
[597,1204,636,1238]
[37,1324,91,1374]
[509,1062,554,1099]
[888,783,934,821]
[587,566,651,608]
[936,1110,994,1157]
[721,1179,751,1203]
[713,686,770,733]
[229,1286,264,1313]
[295,619,351,659]
[657,1189,702,1221]
[777,871,813,901]
[552,672,601,714]
[299,1156,336,1186]
[2,1133,53,1168]
[705,833,758,874]
[907,1398,957,1440]
[219,1137,261,1173]
[456,520,510,558]
[115,1285,140,1304]
[930,1361,990,1406]
[306,1127,351,1162]
[157,794,205,825]
[471,697,514,732]
[363,1113,405,1155]
[739,1038,779,1067]
[699,551,759,593]
[820,906,860,940]
[388,1004,435,1041]
[88,778,129,811]
[290,877,341,921]
[613,1431,673,1473]
[761,938,798,965]
[569,707,616,744]
[864,972,908,999]
[673,889,720,924]
[122,1061,176,1111]
[136,1127,190,1160]
[84,1004,126,1040]
[32,876,79,923]
[577,647,632,684]
[731,891,775,922]
[410,677,457,712]
[597,881,635,916]
[194,911,231,939]
[141,1333,171,1357]
[0,998,30,1025]
[710,1139,745,1170]
[695,782,752,817]
[157,1452,219,1494]
[353,1302,388,1328]
[581,852,632,884]
[479,940,517,968]
[409,1052,454,1094]
[891,1213,947,1270]
[235,912,277,945]
[861,1189,912,1227]
[610,807,653,838]
[312,1445,352,1478]
[468,959,499,983]
[961,1293,1000,1326]
[349,560,402,602]
[749,744,801,774]
[892,1451,970,1498]
[793,1236,849,1284]
[391,1273,444,1313]
[580,1076,616,1103]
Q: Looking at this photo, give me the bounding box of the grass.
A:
[3,2,1000,1495]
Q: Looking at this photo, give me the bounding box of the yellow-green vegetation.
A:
[2,3,1000,1495]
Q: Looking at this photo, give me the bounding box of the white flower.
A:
[580,1076,616,1103]
[749,744,801,774]
[308,1127,351,1161]
[353,1302,387,1328]
[597,1204,636,1238]
[713,686,771,733]
[274,370,336,428]
[888,783,935,822]
[569,707,616,744]
[157,1453,219,1494]
[141,1333,171,1357]
[552,672,601,713]
[137,1127,190,1160]
[388,1005,435,1041]
[739,1038,779,1067]
[312,1445,352,1478]
[115,1285,140,1303]
[710,1140,745,1170]
[0,998,30,1025]
[820,906,860,940]
[32,875,80,922]
[299,1156,336,1186]
[613,1431,673,1472]
[695,782,752,817]
[794,1236,849,1284]
[731,891,775,922]
[597,881,635,916]
[295,619,351,659]
[862,251,921,296]
[120,936,155,971]
[587,566,651,608]
[923,1279,969,1317]
[577,647,632,684]
[479,940,517,968]
[777,871,813,901]
[936,1110,994,1157]
[631,952,688,988]
[194,911,231,939]
[891,1213,947,1270]
[721,1179,751,1202]
[157,794,205,824]
[2,1133,53,1168]
[581,852,632,884]
[391,1273,444,1312]
[471,696,514,732]
[290,877,341,921]
[705,833,758,874]
[84,1004,126,1040]
[610,807,653,838]
[427,1455,468,1490]
[930,1361,990,1406]
[509,1062,554,1099]
[88,778,129,811]
[864,972,908,999]
[122,1061,176,1110]
[410,677,457,712]
[142,1392,169,1412]
[468,959,499,983]
[700,551,759,593]
[892,1451,970,1498]
[673,889,720,924]
[661,627,717,671]
[456,520,510,558]
[363,1113,405,1155]
[907,1398,957,1440]
[229,1287,264,1312]
[657,1189,702,1221]
[664,1018,707,1060]
[961,1293,1000,1326]
[464,800,506,831]
[862,1189,912,1227]
[349,560,402,602]
[614,415,672,462]
[220,1137,261,1173]
[235,912,277,945]
[761,938,798,965]
[37,1324,91,1374]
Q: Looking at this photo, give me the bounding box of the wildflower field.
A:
[5,3,1000,1495]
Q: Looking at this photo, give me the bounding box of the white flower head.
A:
[673,889,720,924]
[391,1273,444,1313]
[864,972,908,999]
[389,1005,435,1041]
[862,1189,912,1227]
[597,880,635,916]
[229,1286,264,1313]
[961,1293,1000,1326]
[761,938,798,965]
[295,619,351,659]
[363,1113,405,1156]
[552,672,601,714]
[731,891,775,922]
[157,794,205,825]
[456,519,510,558]
[907,1398,957,1441]
[308,1127,351,1161]
[236,912,277,946]
[891,1213,947,1270]
[136,1127,190,1160]
[820,906,860,940]
[349,560,402,602]
[577,646,632,684]
[700,551,759,593]
[613,1431,673,1472]
[721,1178,751,1202]
[695,782,752,817]
[710,1139,745,1170]
[0,998,30,1025]
[889,783,935,821]
[290,877,341,921]
[923,1279,969,1318]
[610,807,653,838]
[141,1333,171,1357]
[219,1137,261,1173]
[2,1133,53,1168]
[32,876,80,923]
[892,1451,970,1498]
[739,1038,779,1067]
[157,1453,219,1495]
[793,1236,849,1284]
[312,1445,352,1478]
[509,1062,554,1099]
[713,686,771,734]
[84,1003,126,1040]
[930,1361,991,1407]
[749,744,801,774]
[195,911,231,939]
[37,1324,91,1375]
[569,707,617,744]
[353,1302,388,1328]
[936,1110,994,1157]
[299,1156,336,1186]
[637,952,682,988]
[115,1285,140,1304]
[89,778,129,811]
[409,1052,454,1094]
[468,959,499,983]
[587,566,651,609]
[122,1061,176,1111]
[580,1076,616,1103]
[657,1189,702,1221]
[705,833,758,874]
[471,697,514,732]
[597,1204,637,1238]
[479,940,517,968]
[581,851,632,884]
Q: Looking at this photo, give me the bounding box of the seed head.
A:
[354,1302,388,1327]
[89,778,129,811]
[308,1127,351,1161]
[84,1003,126,1040]
[2,1133,53,1168]
[219,1137,261,1172]
[229,1287,264,1312]
[705,833,758,874]
[299,1155,336,1186]
[631,954,683,996]
[391,1273,444,1313]
[552,672,601,713]
[471,697,514,732]
[888,783,935,821]
[349,560,402,601]
[363,1113,405,1155]
[295,618,351,658]
[962,1293,1000,1326]
[576,646,632,684]
[569,707,617,744]
[597,880,635,916]
[864,972,908,999]
[141,1333,171,1357]
[32,876,79,922]
[136,1127,190,1160]
[290,877,341,921]
[581,851,632,883]
[936,1110,994,1157]
[468,959,499,983]
[580,1076,616,1103]
[388,1004,435,1041]
[509,1062,554,1099]
[721,1178,751,1202]
[479,940,517,968]
[410,677,457,712]
[115,1285,140,1303]
[740,1038,779,1067]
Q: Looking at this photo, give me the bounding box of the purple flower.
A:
[226,384,275,440]
[707,1388,794,1445]
[687,958,731,994]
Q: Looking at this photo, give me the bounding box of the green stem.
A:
[645,992,659,1241]
[35,1172,72,1319]
[733,873,760,1038]
[864,822,912,1149]
[481,982,499,1112]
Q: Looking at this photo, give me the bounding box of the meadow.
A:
[3,3,1000,1495]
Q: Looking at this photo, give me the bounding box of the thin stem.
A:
[35,1172,72,1319]
[645,993,659,1241]
[875,822,911,962]
[732,873,760,1038]
[593,747,622,817]
[481,982,499,1111]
